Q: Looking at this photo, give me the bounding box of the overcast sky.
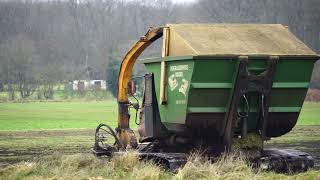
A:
[171,0,197,4]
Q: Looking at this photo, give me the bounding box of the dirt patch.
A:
[0,129,94,166]
[266,126,320,169]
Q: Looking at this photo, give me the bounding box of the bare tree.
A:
[1,34,38,99]
[0,0,319,101]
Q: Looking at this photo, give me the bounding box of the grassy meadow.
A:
[0,101,319,131]
[0,100,319,179]
[0,100,139,131]
[296,102,320,125]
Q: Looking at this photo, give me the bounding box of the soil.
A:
[0,126,319,169]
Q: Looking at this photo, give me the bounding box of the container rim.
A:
[140,54,320,64]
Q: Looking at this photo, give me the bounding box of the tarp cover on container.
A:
[166,24,317,56]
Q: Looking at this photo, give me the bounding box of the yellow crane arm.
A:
[116,27,163,148]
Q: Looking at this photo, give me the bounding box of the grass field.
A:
[0,101,319,179]
[1,126,320,179]
[297,102,320,125]
[2,151,320,180]
[0,101,319,131]
[0,100,139,131]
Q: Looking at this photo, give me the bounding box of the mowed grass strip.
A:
[0,101,319,131]
[0,101,138,131]
[297,102,320,125]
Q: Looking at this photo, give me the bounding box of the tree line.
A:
[0,0,319,100]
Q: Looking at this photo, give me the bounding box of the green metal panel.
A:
[188,59,237,112]
[191,83,233,89]
[188,107,226,113]
[141,55,317,133]
[270,58,316,111]
[142,58,194,127]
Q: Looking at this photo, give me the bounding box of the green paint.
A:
[272,82,309,88]
[145,59,194,128]
[142,55,318,133]
[269,107,301,112]
[191,83,233,89]
[188,107,226,113]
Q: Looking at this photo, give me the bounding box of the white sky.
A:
[171,0,197,4]
[30,0,198,4]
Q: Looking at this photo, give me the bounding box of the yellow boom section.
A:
[117,27,163,130]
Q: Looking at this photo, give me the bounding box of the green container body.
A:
[141,55,317,137]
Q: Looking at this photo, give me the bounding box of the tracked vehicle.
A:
[93,24,319,172]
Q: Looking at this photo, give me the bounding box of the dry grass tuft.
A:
[110,151,167,180]
[0,162,35,179]
[111,151,139,171]
[1,152,320,180]
[175,152,255,179]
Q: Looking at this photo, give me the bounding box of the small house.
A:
[72,80,106,91]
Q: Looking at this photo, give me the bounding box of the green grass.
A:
[0,100,138,131]
[297,102,320,125]
[0,101,319,178]
[0,101,318,131]
[0,89,113,102]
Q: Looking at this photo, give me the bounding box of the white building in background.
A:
[72,80,106,91]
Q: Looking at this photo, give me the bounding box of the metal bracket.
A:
[221,56,278,151]
[140,73,168,141]
[255,56,278,140]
